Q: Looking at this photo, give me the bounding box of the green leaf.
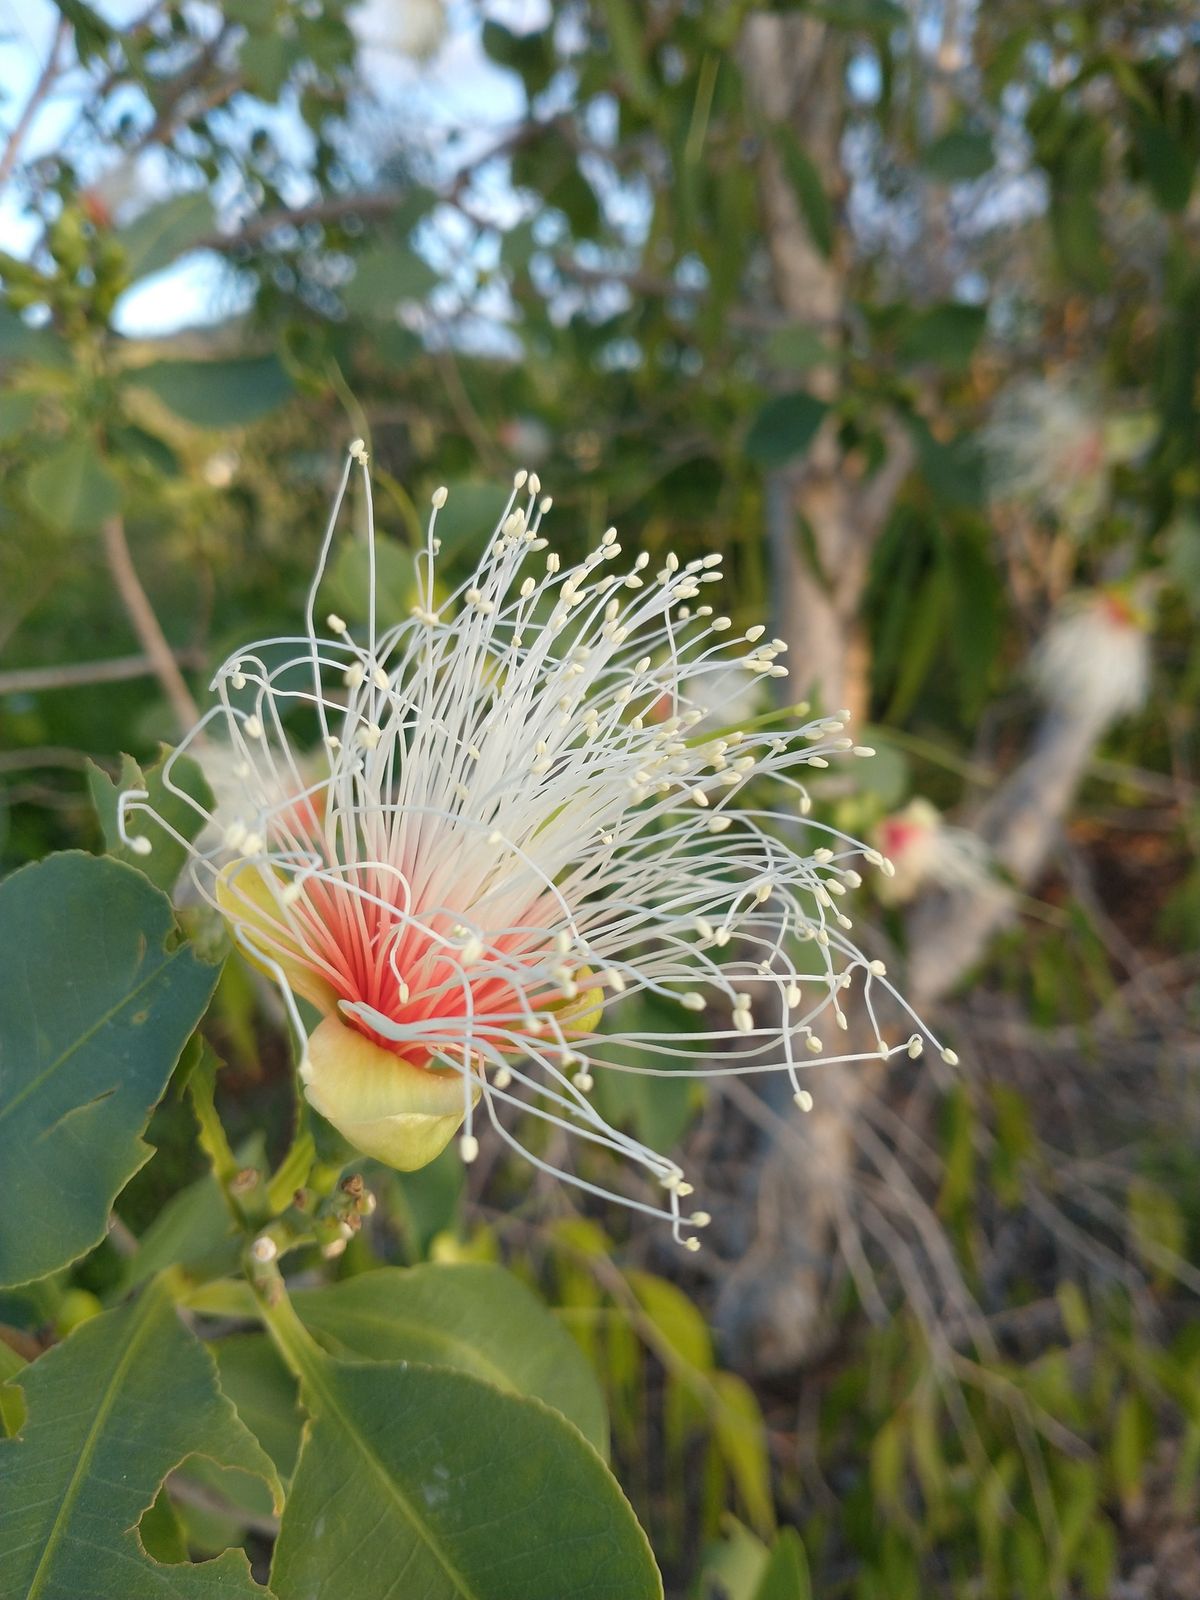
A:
[1056,1280,1090,1344]
[808,0,904,27]
[240,33,298,98]
[937,1083,976,1218]
[125,1128,266,1293]
[382,1145,466,1258]
[910,416,984,507]
[1128,1176,1186,1285]
[1166,513,1200,614]
[480,23,557,99]
[326,536,422,626]
[0,1342,25,1386]
[848,733,909,807]
[1131,112,1195,213]
[0,307,66,367]
[766,324,829,371]
[108,421,182,476]
[774,130,835,258]
[596,0,656,115]
[271,1347,661,1600]
[697,1519,769,1600]
[870,1414,906,1507]
[920,129,995,182]
[898,302,987,370]
[212,1333,304,1480]
[591,1061,694,1152]
[50,0,112,62]
[130,354,293,429]
[0,852,220,1287]
[0,1276,281,1594]
[24,436,121,533]
[753,1528,811,1600]
[430,481,516,566]
[711,1370,775,1539]
[629,1270,713,1372]
[292,1262,609,1456]
[745,392,828,469]
[88,747,213,895]
[0,391,36,440]
[117,192,217,284]
[944,529,1002,716]
[344,242,439,317]
[125,1165,243,1290]
[1045,120,1110,290]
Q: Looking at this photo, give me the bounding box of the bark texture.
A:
[713,14,1120,1375]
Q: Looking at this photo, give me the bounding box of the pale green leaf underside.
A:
[0,852,220,1287]
[271,1353,661,1600]
[292,1262,609,1456]
[0,1277,280,1599]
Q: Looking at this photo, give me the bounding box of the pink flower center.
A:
[282,867,560,1062]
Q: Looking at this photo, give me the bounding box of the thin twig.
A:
[0,649,205,697]
[100,514,200,732]
[0,745,103,775]
[165,1472,280,1540]
[433,348,506,474]
[0,17,70,190]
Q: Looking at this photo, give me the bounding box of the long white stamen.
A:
[121,445,951,1236]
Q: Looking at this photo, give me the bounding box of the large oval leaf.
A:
[129,354,293,428]
[0,853,220,1287]
[744,392,829,469]
[0,1276,280,1596]
[24,436,121,533]
[292,1262,608,1455]
[271,1350,661,1600]
[117,191,217,284]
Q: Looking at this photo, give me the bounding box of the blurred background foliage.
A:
[1,0,1199,1595]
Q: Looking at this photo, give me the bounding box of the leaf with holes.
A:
[0,1275,280,1596]
[0,853,220,1287]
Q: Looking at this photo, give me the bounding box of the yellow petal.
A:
[301,1013,479,1171]
[215,861,337,1014]
[548,965,604,1036]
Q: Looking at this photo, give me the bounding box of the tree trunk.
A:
[713,14,1119,1376]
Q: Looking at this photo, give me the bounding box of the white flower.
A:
[984,374,1152,537]
[81,158,147,228]
[120,446,951,1244]
[1032,586,1151,730]
[351,0,446,62]
[498,417,553,466]
[871,798,994,907]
